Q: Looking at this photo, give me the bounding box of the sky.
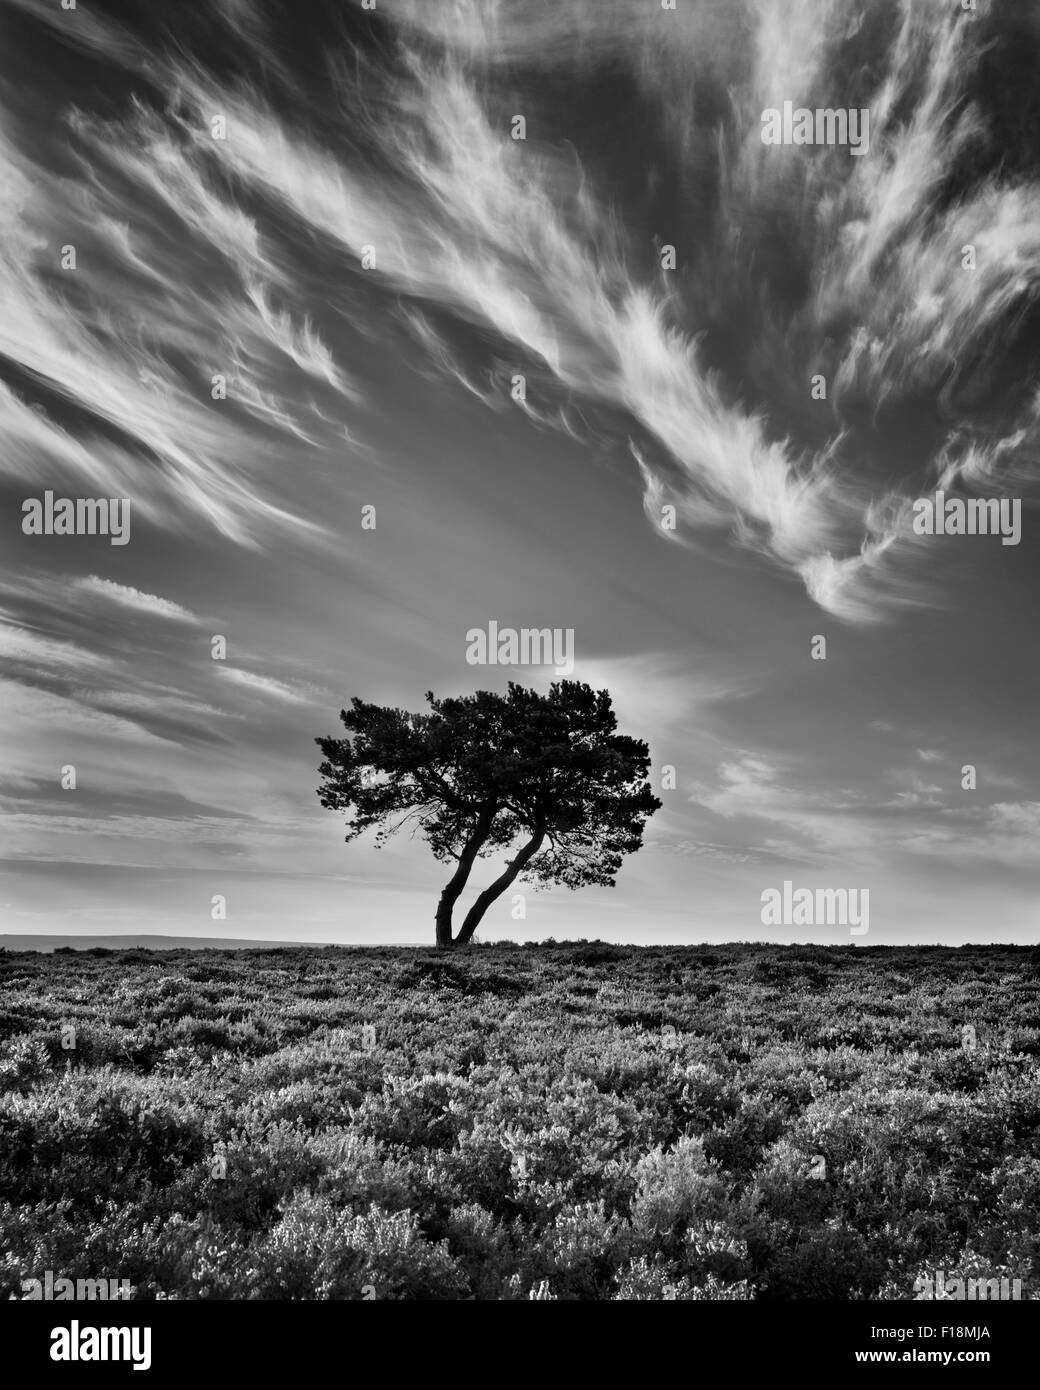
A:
[2,0,1040,945]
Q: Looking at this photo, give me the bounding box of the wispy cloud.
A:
[216,667,322,704]
[7,0,1039,622]
[915,748,944,764]
[370,0,1040,621]
[0,621,112,671]
[73,576,198,623]
[0,64,355,548]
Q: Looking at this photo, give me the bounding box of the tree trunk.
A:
[434,806,495,947]
[434,906,455,948]
[454,828,545,946]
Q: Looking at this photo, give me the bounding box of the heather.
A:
[1,943,1037,1301]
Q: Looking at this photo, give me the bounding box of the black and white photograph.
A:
[0,0,1037,1360]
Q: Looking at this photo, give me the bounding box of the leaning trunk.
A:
[454,828,545,946]
[433,805,495,947]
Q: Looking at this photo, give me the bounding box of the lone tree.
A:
[316,680,661,948]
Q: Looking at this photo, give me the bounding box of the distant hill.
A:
[0,935,328,953]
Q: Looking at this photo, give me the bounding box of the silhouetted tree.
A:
[316,681,661,947]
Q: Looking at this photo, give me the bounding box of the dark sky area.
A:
[2,0,1039,943]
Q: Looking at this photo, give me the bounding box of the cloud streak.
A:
[73,577,197,623]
